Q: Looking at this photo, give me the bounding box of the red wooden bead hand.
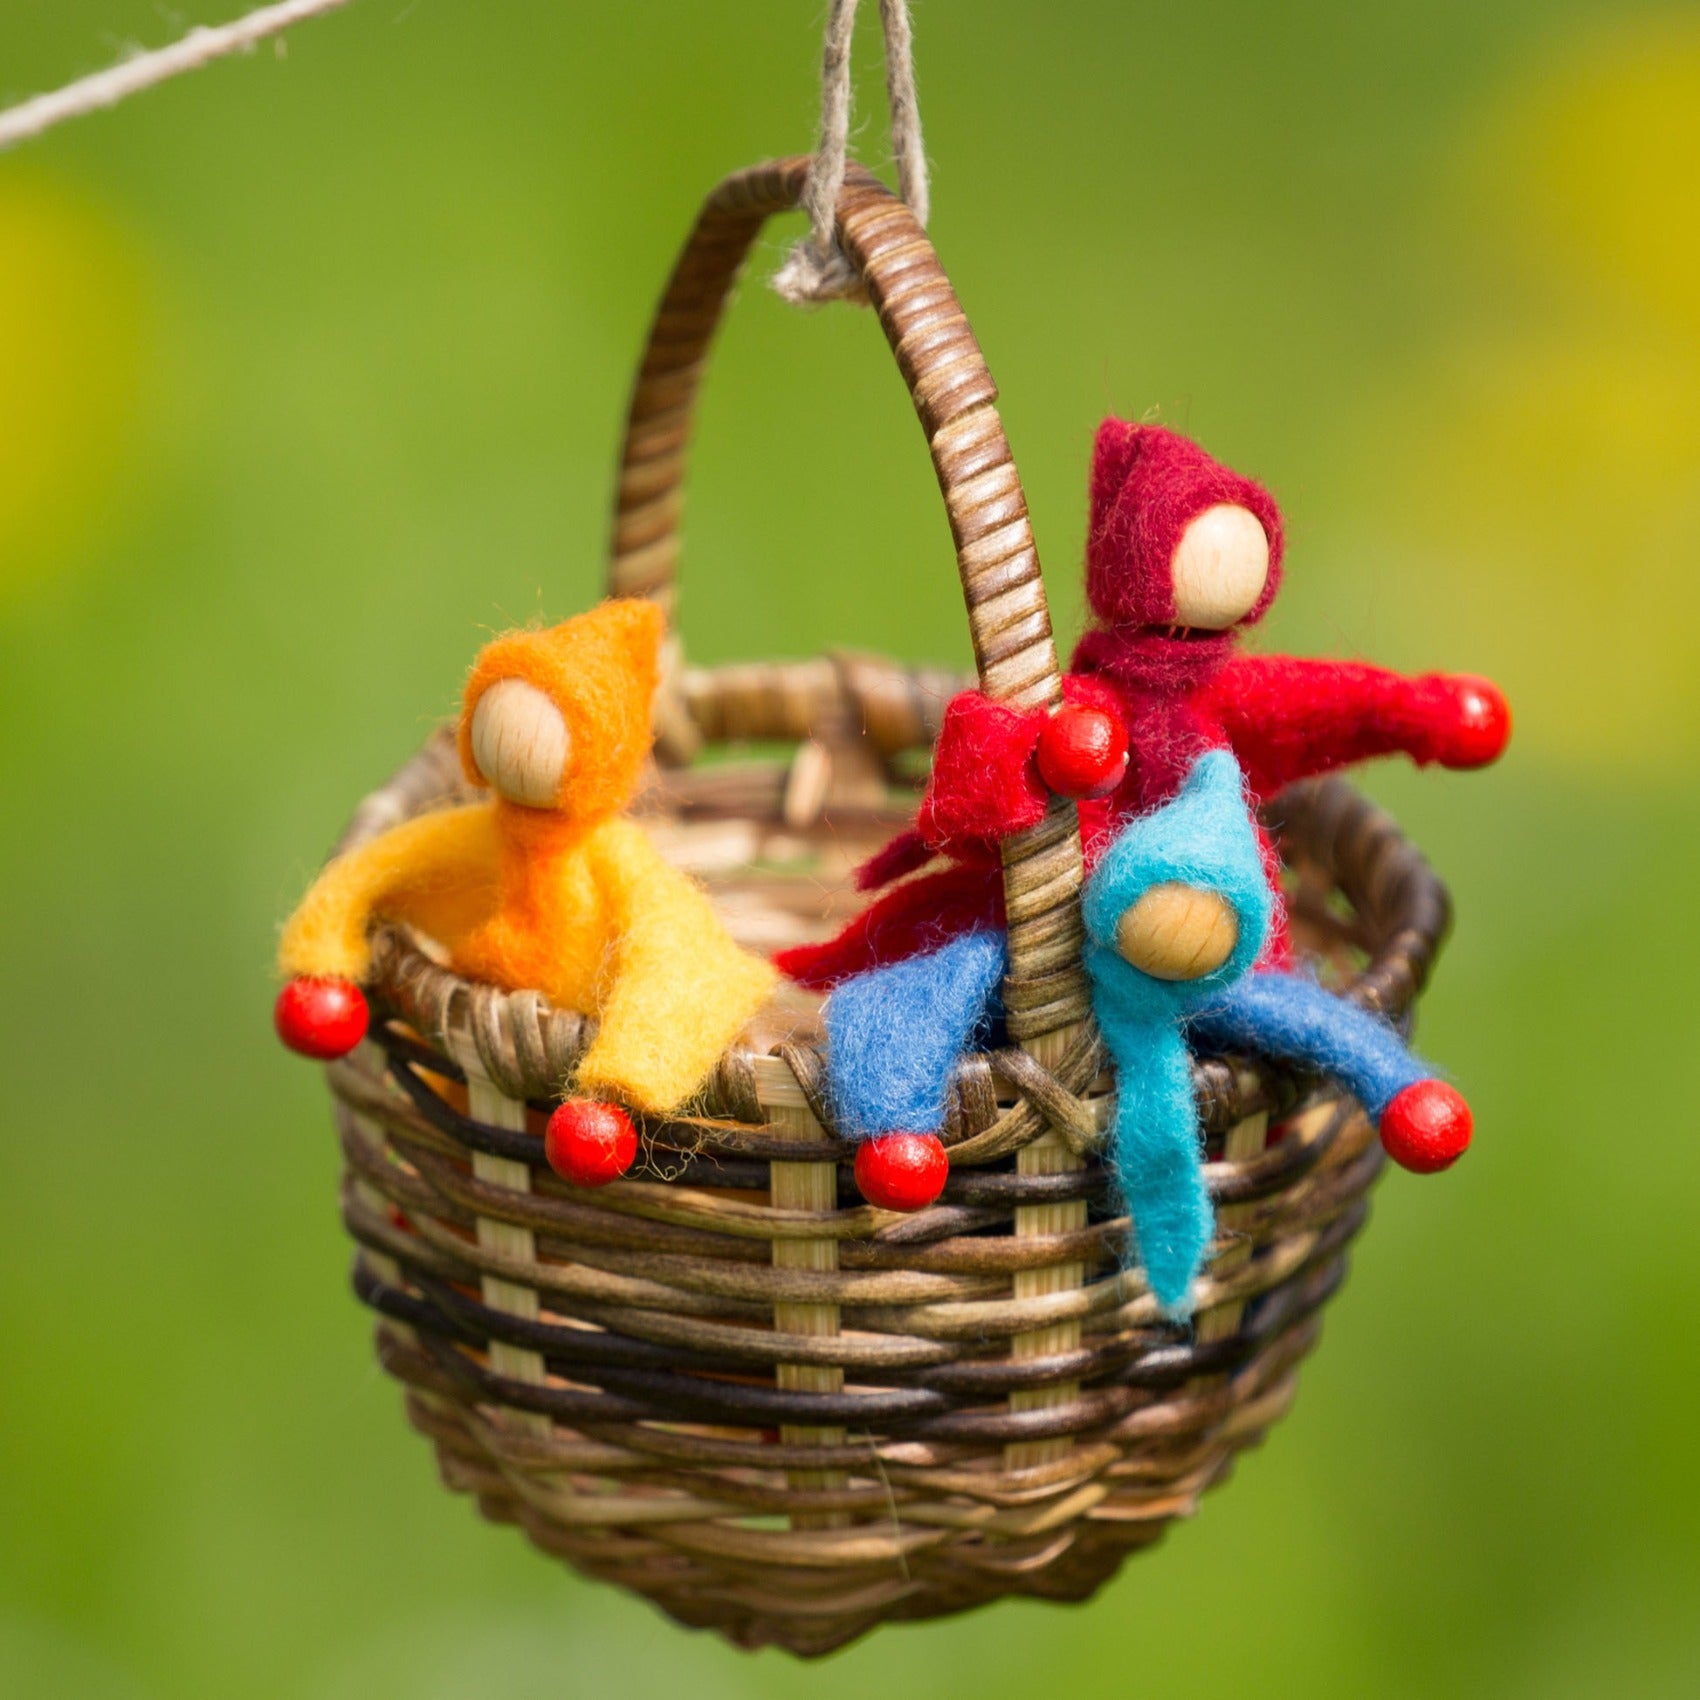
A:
[854,1131,949,1212]
[274,976,369,1059]
[1036,702,1130,799]
[544,1099,638,1187]
[1428,674,1512,769]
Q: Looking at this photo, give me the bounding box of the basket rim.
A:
[339,666,1451,1159]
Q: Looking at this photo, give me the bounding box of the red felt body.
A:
[775,863,1007,991]
[778,419,1510,992]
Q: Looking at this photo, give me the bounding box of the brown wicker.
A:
[323,159,1453,1656]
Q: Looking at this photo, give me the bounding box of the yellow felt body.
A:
[278,603,776,1116]
[281,810,773,1115]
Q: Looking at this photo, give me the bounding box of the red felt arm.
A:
[915,678,1131,851]
[915,690,1050,849]
[1201,655,1512,798]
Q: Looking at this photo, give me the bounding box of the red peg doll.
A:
[777,421,1506,1179]
[779,420,1510,987]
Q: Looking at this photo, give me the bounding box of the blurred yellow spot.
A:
[1508,22,1700,336]
[1376,18,1700,769]
[0,174,147,602]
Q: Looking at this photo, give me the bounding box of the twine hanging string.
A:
[0,0,357,154]
[773,0,930,306]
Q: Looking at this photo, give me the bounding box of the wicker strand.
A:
[773,0,930,305]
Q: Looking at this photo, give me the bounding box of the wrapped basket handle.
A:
[608,156,1088,1041]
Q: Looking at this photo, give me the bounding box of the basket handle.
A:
[608,157,1088,1041]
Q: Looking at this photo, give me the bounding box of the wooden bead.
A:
[469,678,570,808]
[274,975,369,1059]
[1115,882,1239,980]
[1170,503,1270,629]
[1439,673,1512,769]
[1036,703,1129,799]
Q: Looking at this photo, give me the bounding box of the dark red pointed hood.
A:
[1085,420,1285,629]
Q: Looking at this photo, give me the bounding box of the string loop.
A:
[773,0,930,307]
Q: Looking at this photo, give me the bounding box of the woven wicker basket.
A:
[324,159,1451,1656]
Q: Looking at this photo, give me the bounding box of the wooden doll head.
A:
[457,598,664,820]
[1085,420,1285,633]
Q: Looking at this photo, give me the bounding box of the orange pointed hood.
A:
[457,598,664,825]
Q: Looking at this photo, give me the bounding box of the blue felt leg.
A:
[1105,1022,1212,1318]
[823,930,1007,1140]
[1190,970,1429,1120]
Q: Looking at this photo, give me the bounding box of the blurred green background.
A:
[2,2,1696,1695]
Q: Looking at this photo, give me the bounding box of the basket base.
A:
[373,1266,1339,1657]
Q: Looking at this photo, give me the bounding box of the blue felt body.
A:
[1189,969,1432,1119]
[1082,750,1272,1318]
[821,749,1271,1320]
[823,928,1007,1139]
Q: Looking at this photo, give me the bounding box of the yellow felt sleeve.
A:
[575,821,778,1116]
[277,803,501,982]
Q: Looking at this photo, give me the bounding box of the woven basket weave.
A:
[324,159,1452,1656]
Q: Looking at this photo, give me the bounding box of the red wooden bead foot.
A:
[1036,703,1129,799]
[274,976,369,1059]
[1381,1080,1472,1174]
[545,1100,638,1187]
[854,1131,949,1212]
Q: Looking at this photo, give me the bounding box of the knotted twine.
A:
[772,0,931,306]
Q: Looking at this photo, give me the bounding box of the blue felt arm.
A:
[1189,969,1433,1121]
[823,929,1007,1140]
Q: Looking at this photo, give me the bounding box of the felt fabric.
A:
[278,803,502,984]
[853,827,937,894]
[1196,656,1509,800]
[824,929,1007,1139]
[1189,969,1433,1121]
[1065,637,1235,826]
[774,678,1123,992]
[915,693,1050,848]
[1086,420,1285,631]
[453,814,775,1114]
[280,601,775,1115]
[910,673,1128,855]
[775,861,1008,992]
[1081,750,1272,1317]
